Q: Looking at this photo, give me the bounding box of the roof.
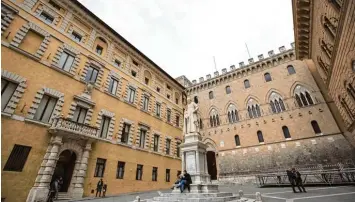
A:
[71,0,185,90]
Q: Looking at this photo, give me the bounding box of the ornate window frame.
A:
[124,83,139,106]
[1,3,17,35]
[52,43,81,75]
[66,99,94,125]
[117,118,135,145]
[1,69,27,115]
[104,70,122,97]
[80,58,105,88]
[95,109,115,140]
[34,3,61,26]
[136,123,151,149]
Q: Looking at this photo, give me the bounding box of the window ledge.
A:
[104,91,122,101]
[9,45,41,61]
[316,133,324,136]
[259,142,265,145]
[285,138,292,140]
[140,108,151,115]
[1,112,12,117]
[117,142,133,148]
[24,118,51,127]
[49,64,75,77]
[123,100,137,108]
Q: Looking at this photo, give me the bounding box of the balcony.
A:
[49,116,99,140]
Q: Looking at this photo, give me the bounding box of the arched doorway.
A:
[53,150,77,192]
[207,151,217,180]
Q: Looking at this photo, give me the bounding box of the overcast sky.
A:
[79,0,294,81]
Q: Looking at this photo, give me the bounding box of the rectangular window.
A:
[167,85,171,90]
[166,169,170,182]
[94,158,106,177]
[167,109,171,123]
[71,31,82,42]
[108,78,118,95]
[131,70,137,77]
[58,51,75,72]
[1,79,17,111]
[175,98,179,105]
[136,164,143,180]
[116,161,125,179]
[143,96,149,111]
[114,59,121,68]
[34,94,58,123]
[3,144,31,172]
[121,123,131,144]
[145,78,149,85]
[128,88,136,103]
[156,87,160,93]
[85,66,99,83]
[177,170,181,177]
[156,103,161,117]
[152,167,158,181]
[139,129,146,148]
[176,142,181,157]
[132,60,139,66]
[39,12,54,23]
[72,106,87,124]
[166,139,171,155]
[99,116,111,138]
[167,94,170,99]
[153,135,159,152]
[96,45,103,55]
[49,0,61,10]
[176,115,180,127]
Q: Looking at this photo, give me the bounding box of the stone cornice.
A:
[292,0,312,60]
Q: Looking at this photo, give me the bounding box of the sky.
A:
[79,0,295,81]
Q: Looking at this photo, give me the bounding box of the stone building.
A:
[1,0,185,201]
[292,0,355,147]
[180,44,355,180]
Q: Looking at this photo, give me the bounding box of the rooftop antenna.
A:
[245,43,251,58]
[213,56,217,71]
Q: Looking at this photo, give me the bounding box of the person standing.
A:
[96,178,104,197]
[47,178,59,202]
[102,184,107,197]
[286,168,297,193]
[293,168,306,193]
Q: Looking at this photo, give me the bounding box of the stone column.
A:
[181,152,185,172]
[68,159,81,195]
[196,150,200,173]
[26,135,62,202]
[204,152,208,174]
[72,141,92,199]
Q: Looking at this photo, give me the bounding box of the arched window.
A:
[247,98,261,119]
[209,91,214,99]
[269,92,286,113]
[194,96,199,104]
[199,118,203,129]
[227,104,239,123]
[244,79,250,88]
[328,0,342,10]
[294,85,314,107]
[234,135,240,146]
[318,56,330,76]
[209,109,220,128]
[311,120,322,134]
[257,131,264,143]
[352,60,355,72]
[323,16,337,38]
[320,40,333,58]
[264,73,272,82]
[339,96,355,120]
[345,82,355,101]
[225,86,231,94]
[287,65,296,75]
[282,126,291,139]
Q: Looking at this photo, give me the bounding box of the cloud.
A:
[80,0,294,81]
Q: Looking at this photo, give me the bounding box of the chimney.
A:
[258,54,264,60]
[279,46,286,52]
[291,42,295,49]
[248,58,254,64]
[206,74,211,79]
[268,50,275,57]
[222,68,227,74]
[239,62,245,67]
[214,71,219,77]
[192,80,197,84]
[230,65,236,70]
[199,77,204,82]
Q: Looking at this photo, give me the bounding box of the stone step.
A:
[161,192,234,198]
[152,195,239,202]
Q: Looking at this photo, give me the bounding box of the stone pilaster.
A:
[72,141,92,199]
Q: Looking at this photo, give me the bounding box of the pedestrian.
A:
[286,168,297,193]
[292,168,306,193]
[56,176,63,199]
[171,174,182,189]
[96,178,104,197]
[47,178,59,202]
[102,184,107,197]
[180,170,192,193]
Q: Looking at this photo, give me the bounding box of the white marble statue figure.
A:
[184,97,199,134]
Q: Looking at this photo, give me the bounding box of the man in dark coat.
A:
[286,168,297,193]
[182,170,192,193]
[96,179,103,197]
[292,168,306,193]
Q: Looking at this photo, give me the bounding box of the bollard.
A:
[239,190,244,198]
[255,192,262,202]
[136,196,140,202]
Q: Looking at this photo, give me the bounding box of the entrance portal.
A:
[207,151,217,180]
[53,150,76,192]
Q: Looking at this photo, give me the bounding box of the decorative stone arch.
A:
[34,2,61,26]
[11,22,51,58]
[244,95,261,107]
[203,138,218,152]
[264,88,286,103]
[52,43,81,75]
[1,69,27,115]
[289,81,315,97]
[223,101,239,113]
[95,109,115,140]
[59,141,84,162]
[26,87,64,123]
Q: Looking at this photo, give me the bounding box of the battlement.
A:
[187,43,295,88]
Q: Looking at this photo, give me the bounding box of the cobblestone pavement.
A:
[66,184,355,202]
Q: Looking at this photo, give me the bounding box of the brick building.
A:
[1,0,185,201]
[180,44,355,180]
[292,0,355,147]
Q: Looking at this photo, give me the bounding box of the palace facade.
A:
[1,0,185,201]
[180,44,355,180]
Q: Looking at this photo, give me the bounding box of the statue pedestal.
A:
[180,132,216,192]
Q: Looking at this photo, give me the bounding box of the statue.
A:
[183,97,199,134]
[84,81,94,95]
